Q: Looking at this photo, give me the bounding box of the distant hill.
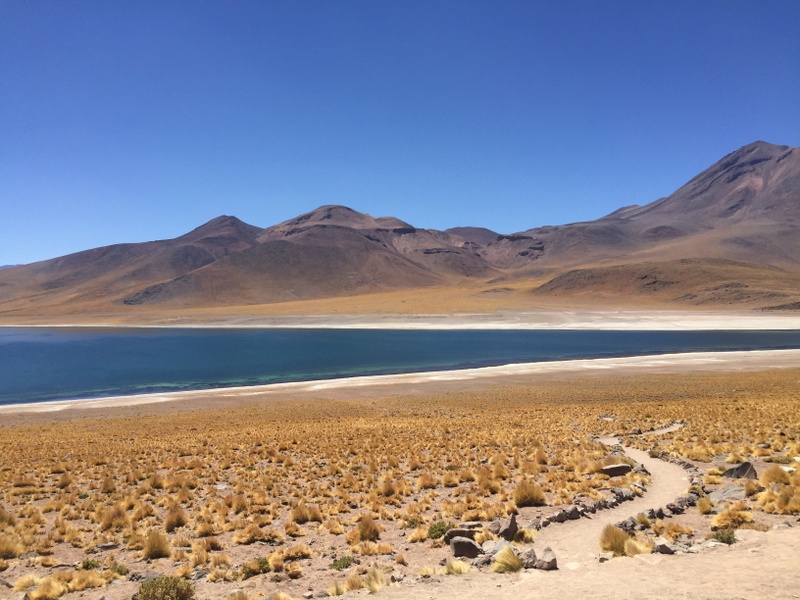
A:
[0,140,798,319]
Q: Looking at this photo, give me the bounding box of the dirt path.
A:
[534,431,691,569]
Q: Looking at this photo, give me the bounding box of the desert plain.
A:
[1,316,799,600]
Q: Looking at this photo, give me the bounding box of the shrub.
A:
[80,558,100,570]
[600,524,629,556]
[330,555,355,571]
[490,545,522,573]
[513,479,547,507]
[138,576,195,600]
[711,528,736,545]
[427,520,454,540]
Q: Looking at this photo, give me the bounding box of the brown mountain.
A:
[0,140,798,319]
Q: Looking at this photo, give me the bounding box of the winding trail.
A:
[534,425,690,569]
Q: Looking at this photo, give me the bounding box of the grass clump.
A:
[445,559,471,575]
[427,520,454,540]
[600,524,629,556]
[490,545,522,573]
[142,529,171,559]
[513,478,546,507]
[697,497,714,515]
[138,576,195,600]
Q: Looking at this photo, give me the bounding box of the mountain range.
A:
[1,140,798,321]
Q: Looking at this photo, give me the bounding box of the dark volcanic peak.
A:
[178,215,263,243]
[260,205,414,241]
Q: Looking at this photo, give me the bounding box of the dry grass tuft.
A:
[490,545,522,573]
[513,478,546,507]
[600,524,629,556]
[142,529,171,559]
[445,559,471,575]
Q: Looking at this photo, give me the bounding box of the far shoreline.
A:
[2,348,799,416]
[2,307,800,330]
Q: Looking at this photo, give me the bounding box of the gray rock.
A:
[709,487,746,503]
[486,520,502,535]
[443,528,477,544]
[520,548,538,569]
[450,536,484,558]
[653,536,676,555]
[602,463,633,477]
[563,505,581,520]
[722,462,758,480]
[533,546,558,570]
[497,513,519,541]
[551,510,568,523]
[597,552,613,563]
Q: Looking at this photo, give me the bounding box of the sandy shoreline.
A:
[3,308,800,330]
[3,348,799,415]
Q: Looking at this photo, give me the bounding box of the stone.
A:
[497,513,519,541]
[520,548,538,569]
[444,527,478,544]
[709,487,746,503]
[303,593,314,599]
[602,463,633,477]
[533,546,558,570]
[653,536,676,555]
[450,536,484,558]
[563,505,581,520]
[722,462,758,480]
[486,520,502,535]
[597,552,613,563]
[96,543,118,551]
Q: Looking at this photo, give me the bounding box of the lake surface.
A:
[2,327,800,405]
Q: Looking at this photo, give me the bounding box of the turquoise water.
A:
[1,327,799,405]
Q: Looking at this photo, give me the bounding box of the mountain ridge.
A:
[1,140,798,318]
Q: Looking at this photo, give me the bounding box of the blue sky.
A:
[2,1,799,265]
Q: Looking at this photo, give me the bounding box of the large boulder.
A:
[722,462,758,480]
[443,528,477,544]
[520,548,538,569]
[497,513,519,541]
[602,463,633,477]
[450,536,484,558]
[533,546,558,570]
[709,486,746,503]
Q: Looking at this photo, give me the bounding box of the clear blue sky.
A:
[2,1,799,265]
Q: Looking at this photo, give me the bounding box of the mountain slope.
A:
[0,140,798,318]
